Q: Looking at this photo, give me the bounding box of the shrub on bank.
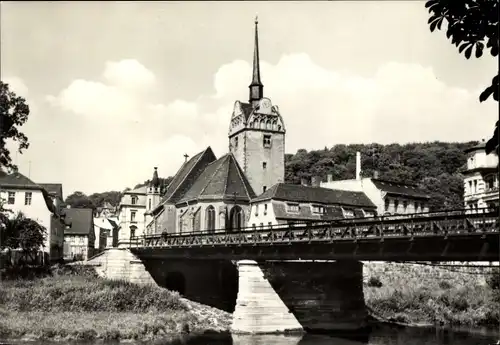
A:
[364,262,500,327]
[0,266,187,313]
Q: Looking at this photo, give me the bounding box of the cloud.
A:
[3,76,29,97]
[39,55,496,194]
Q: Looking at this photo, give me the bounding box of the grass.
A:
[0,265,232,341]
[363,262,500,328]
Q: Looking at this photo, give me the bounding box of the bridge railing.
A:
[129,207,499,248]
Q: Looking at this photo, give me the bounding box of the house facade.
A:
[321,152,430,216]
[0,171,65,262]
[248,183,377,227]
[63,207,95,261]
[116,186,147,246]
[463,141,499,211]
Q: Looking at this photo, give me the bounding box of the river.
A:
[5,325,499,345]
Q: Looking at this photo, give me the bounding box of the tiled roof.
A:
[177,153,256,204]
[39,183,63,200]
[252,183,376,209]
[63,208,94,235]
[0,171,40,189]
[127,186,147,195]
[371,178,430,199]
[464,141,486,153]
[159,147,217,205]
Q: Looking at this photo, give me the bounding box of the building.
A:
[0,170,65,262]
[93,216,119,250]
[463,140,499,211]
[137,18,380,240]
[94,202,118,218]
[115,167,164,246]
[321,152,430,216]
[249,183,377,227]
[62,207,95,261]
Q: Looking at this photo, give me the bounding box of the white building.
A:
[0,170,65,262]
[93,216,119,250]
[463,141,499,211]
[62,207,95,261]
[320,152,430,216]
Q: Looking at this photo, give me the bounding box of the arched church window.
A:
[260,119,265,129]
[206,205,216,231]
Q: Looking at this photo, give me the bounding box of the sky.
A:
[1,1,497,197]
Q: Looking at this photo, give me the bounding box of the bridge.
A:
[92,208,499,335]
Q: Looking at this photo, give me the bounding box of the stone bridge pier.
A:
[232,260,368,334]
[90,249,368,334]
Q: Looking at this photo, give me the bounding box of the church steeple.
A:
[249,16,263,106]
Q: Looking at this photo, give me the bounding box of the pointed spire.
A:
[150,167,160,189]
[249,15,263,105]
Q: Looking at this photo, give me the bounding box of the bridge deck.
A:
[130,209,500,261]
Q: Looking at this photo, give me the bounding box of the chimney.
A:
[373,170,379,179]
[327,173,333,183]
[356,151,361,180]
[300,178,309,186]
[311,176,321,187]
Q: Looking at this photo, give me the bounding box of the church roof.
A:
[252,183,376,209]
[158,147,217,206]
[239,102,254,121]
[177,153,256,204]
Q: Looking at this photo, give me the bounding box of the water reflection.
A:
[4,325,499,345]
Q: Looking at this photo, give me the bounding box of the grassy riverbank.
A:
[364,262,500,327]
[0,265,231,341]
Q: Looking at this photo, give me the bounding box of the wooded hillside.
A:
[65,141,479,212]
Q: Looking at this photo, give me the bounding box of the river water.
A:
[6,325,499,345]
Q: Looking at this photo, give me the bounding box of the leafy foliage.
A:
[134,176,173,190]
[0,81,31,171]
[285,142,477,211]
[425,0,499,154]
[0,212,46,254]
[64,191,95,209]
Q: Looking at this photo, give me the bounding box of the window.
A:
[415,202,420,212]
[264,204,268,215]
[312,205,324,214]
[255,205,259,216]
[344,209,354,218]
[131,211,136,222]
[7,192,15,205]
[394,200,399,211]
[263,186,267,193]
[263,134,272,148]
[287,203,299,213]
[262,162,267,169]
[206,205,216,231]
[473,180,477,193]
[148,199,152,210]
[130,226,137,238]
[131,196,138,205]
[234,136,238,148]
[384,198,390,212]
[403,200,407,212]
[24,192,32,205]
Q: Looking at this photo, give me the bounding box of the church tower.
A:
[228,17,286,196]
[145,167,161,226]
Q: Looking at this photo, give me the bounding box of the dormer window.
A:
[263,135,271,148]
[287,203,299,213]
[312,205,324,214]
[343,209,354,218]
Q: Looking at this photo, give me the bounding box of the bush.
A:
[486,269,500,290]
[367,276,383,288]
[438,280,452,289]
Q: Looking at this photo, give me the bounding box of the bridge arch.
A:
[229,205,244,232]
[165,271,186,295]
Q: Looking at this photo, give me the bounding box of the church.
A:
[117,18,377,246]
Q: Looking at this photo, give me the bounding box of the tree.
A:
[0,81,30,171]
[0,212,47,265]
[425,0,499,154]
[65,191,95,209]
